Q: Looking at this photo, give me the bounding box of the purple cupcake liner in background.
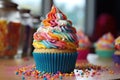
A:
[112,54,120,64]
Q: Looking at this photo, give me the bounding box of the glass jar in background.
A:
[30,15,41,56]
[0,0,22,57]
[19,9,34,57]
[32,15,41,30]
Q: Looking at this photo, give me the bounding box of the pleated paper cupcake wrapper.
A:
[33,52,78,73]
[95,50,115,58]
[112,55,120,64]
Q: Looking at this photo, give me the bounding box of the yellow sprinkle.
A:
[51,77,54,80]
[65,73,69,76]
[109,70,114,74]
[69,73,74,76]
[59,73,62,76]
[76,64,79,67]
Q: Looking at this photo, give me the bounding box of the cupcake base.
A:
[33,50,78,73]
[95,49,115,58]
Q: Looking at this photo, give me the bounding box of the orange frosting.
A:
[42,6,67,27]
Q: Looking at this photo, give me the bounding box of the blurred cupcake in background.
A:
[94,32,115,58]
[77,30,91,60]
[113,36,120,64]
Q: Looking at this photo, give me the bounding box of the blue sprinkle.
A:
[43,77,47,80]
[59,76,63,80]
[38,73,43,77]
[22,72,25,75]
[81,73,84,75]
[22,76,25,80]
[32,68,35,71]
[42,71,46,74]
[16,72,19,75]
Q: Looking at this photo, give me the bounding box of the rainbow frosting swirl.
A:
[33,6,78,49]
[115,36,120,50]
[77,30,91,48]
[95,32,114,49]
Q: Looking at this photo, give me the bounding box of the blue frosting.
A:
[41,40,57,48]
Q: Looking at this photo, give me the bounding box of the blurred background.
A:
[0,0,120,58]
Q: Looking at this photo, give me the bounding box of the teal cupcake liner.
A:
[95,50,115,58]
[33,52,78,73]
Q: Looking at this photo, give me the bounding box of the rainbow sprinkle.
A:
[15,63,101,80]
[15,63,120,80]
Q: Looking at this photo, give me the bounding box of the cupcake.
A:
[113,36,120,64]
[94,32,115,58]
[32,6,78,73]
[77,30,91,60]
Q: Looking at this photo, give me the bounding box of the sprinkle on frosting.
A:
[33,6,78,49]
[95,32,114,49]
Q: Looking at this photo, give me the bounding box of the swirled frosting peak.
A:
[46,5,67,20]
[42,6,72,27]
[33,6,78,49]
